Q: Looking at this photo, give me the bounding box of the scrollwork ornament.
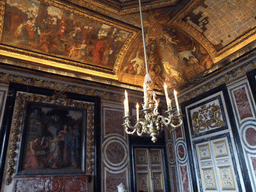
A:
[192,103,224,134]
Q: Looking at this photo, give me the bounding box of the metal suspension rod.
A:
[138,0,149,75]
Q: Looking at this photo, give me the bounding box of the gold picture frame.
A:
[4,91,95,184]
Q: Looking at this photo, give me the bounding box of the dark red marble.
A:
[178,144,185,159]
[106,170,126,192]
[233,87,253,120]
[245,127,256,146]
[168,143,175,162]
[13,174,90,192]
[105,109,124,136]
[106,141,125,164]
[175,126,183,138]
[170,166,178,192]
[180,165,190,192]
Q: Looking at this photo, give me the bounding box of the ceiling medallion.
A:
[123,0,183,143]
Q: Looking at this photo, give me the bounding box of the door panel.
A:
[135,148,165,192]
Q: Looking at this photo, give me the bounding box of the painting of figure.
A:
[20,103,85,173]
[3,0,131,69]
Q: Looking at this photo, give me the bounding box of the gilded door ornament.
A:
[192,103,224,134]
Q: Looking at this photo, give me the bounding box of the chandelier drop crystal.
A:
[123,0,183,143]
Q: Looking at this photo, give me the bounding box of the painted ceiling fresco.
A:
[0,0,255,91]
[3,0,133,70]
[118,18,214,89]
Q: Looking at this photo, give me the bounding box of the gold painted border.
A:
[4,91,95,184]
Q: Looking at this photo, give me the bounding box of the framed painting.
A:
[4,90,95,184]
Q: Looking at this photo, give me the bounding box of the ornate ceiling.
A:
[0,0,255,92]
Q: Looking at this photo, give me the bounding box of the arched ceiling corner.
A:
[167,21,217,63]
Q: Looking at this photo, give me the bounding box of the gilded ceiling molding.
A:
[4,91,95,184]
[0,45,118,80]
[0,0,5,42]
[214,29,256,63]
[179,54,256,103]
[113,32,140,75]
[64,0,180,15]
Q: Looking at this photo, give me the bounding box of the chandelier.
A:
[123,0,183,143]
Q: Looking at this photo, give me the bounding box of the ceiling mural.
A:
[0,0,255,91]
[3,0,134,70]
[118,12,214,90]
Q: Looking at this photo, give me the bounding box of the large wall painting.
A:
[2,0,135,71]
[20,103,85,173]
[4,91,95,184]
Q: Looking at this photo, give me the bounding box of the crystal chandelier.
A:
[123,0,183,143]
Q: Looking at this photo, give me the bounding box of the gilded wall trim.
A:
[0,63,144,103]
[4,91,95,184]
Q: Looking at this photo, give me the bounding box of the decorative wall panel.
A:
[194,136,239,191]
[183,84,250,191]
[229,75,256,191]
[101,103,129,192]
[187,94,227,137]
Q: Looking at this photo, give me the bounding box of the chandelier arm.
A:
[136,120,145,136]
[123,118,137,135]
[125,126,136,135]
[169,116,183,128]
[158,115,171,127]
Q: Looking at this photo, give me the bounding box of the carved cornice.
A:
[65,0,180,15]
[0,62,145,103]
[5,92,95,184]
[180,52,256,103]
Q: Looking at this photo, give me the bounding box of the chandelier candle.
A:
[122,0,183,143]
[136,103,139,121]
[164,83,170,109]
[174,89,180,115]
